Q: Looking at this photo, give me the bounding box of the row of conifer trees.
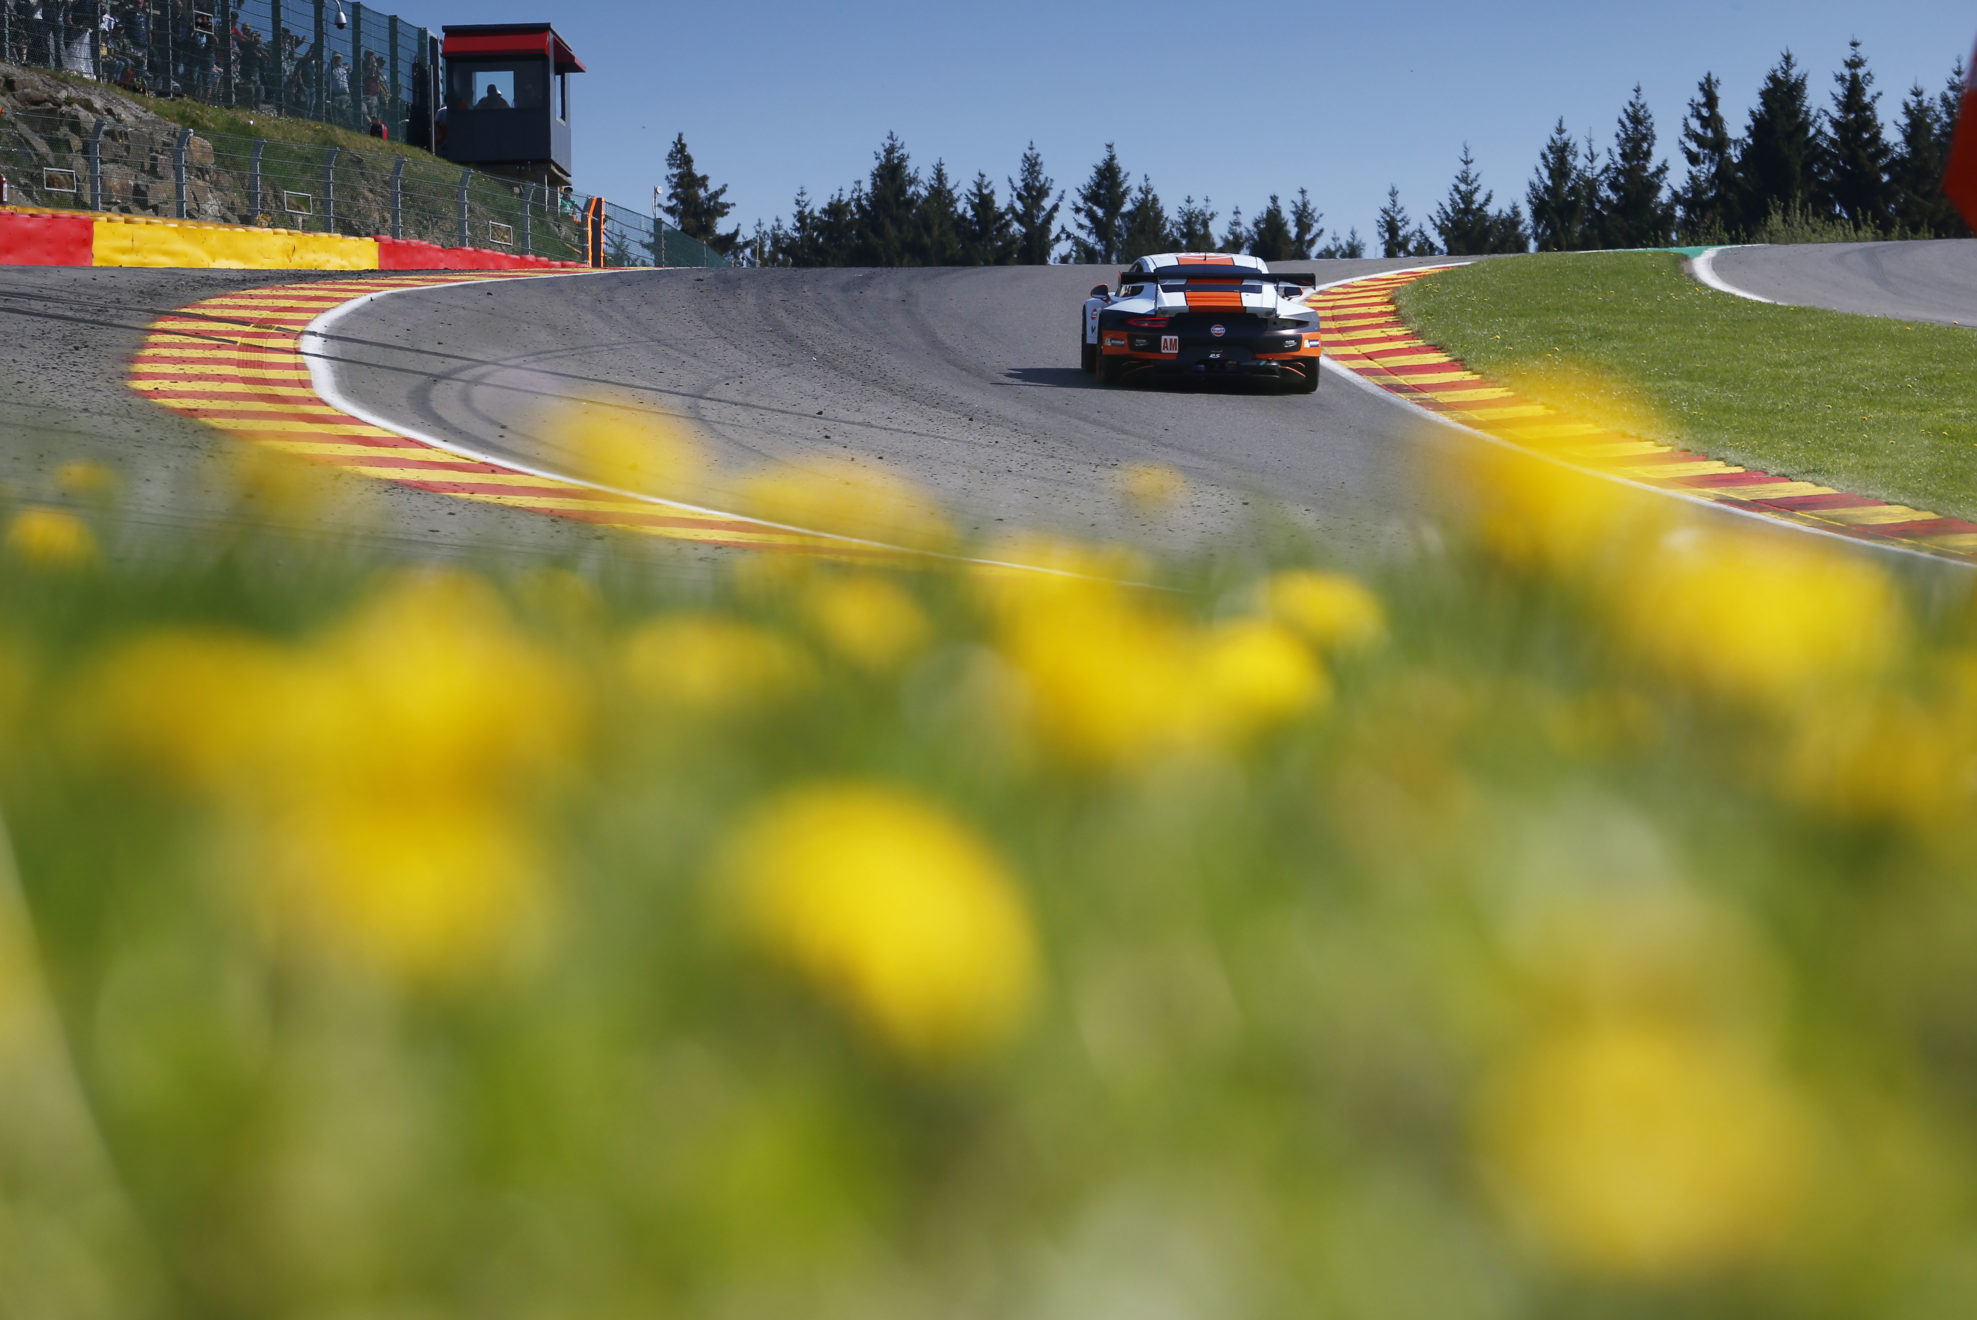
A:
[658,41,1968,266]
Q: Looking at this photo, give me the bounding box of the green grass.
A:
[1396,251,1977,521]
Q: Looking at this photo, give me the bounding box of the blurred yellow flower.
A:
[71,629,299,791]
[307,571,586,798]
[255,798,548,983]
[556,397,706,497]
[3,507,99,570]
[622,613,814,713]
[1481,1018,1809,1278]
[1459,448,1670,578]
[720,783,1038,1065]
[1778,691,1974,831]
[1198,618,1330,738]
[509,566,606,634]
[223,441,354,521]
[1262,569,1387,654]
[54,460,120,501]
[1607,531,1905,710]
[735,458,952,551]
[1115,461,1187,514]
[801,573,931,673]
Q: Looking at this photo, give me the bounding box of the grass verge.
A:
[1396,250,1977,521]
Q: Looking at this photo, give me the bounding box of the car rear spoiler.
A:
[1275,272,1319,287]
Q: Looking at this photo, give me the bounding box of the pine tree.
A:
[1431,145,1500,255]
[662,133,740,254]
[1527,118,1584,251]
[1674,74,1739,242]
[1489,203,1530,253]
[1120,175,1172,257]
[1826,39,1892,232]
[1575,133,1606,248]
[1315,227,1366,259]
[774,187,818,266]
[1066,143,1130,263]
[817,189,859,266]
[854,133,920,266]
[1173,196,1217,249]
[961,171,1014,265]
[1008,142,1062,265]
[1938,58,1966,163]
[1247,195,1295,260]
[1739,50,1824,229]
[1602,85,1674,247]
[1289,188,1324,258]
[1376,186,1430,257]
[916,160,964,265]
[1890,85,1951,236]
[1220,206,1249,254]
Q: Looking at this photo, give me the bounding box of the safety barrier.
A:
[0,106,729,267]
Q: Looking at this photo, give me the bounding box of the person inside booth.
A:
[476,81,511,110]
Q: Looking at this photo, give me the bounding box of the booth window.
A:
[448,61,549,112]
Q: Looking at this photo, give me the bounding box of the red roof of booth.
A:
[441,23,586,74]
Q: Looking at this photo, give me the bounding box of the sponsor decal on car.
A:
[1160,335,1179,353]
[1209,324,1226,338]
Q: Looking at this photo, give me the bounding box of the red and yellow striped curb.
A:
[1312,267,1977,564]
[127,274,935,562]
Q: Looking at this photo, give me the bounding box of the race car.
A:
[1082,252,1323,393]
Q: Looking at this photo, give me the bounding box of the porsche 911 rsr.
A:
[1081,252,1323,393]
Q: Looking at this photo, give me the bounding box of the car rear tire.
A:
[1291,359,1320,394]
[1081,322,1096,374]
[1096,351,1122,386]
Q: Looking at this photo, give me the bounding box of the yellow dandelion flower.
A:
[555,396,706,497]
[1457,447,1671,579]
[222,441,356,521]
[1198,618,1330,738]
[254,797,548,984]
[1262,569,1387,654]
[69,629,299,791]
[1606,531,1905,710]
[1480,1018,1809,1278]
[719,784,1038,1065]
[801,573,931,672]
[1778,691,1973,831]
[735,458,952,551]
[3,507,98,570]
[53,460,120,501]
[1115,461,1187,514]
[308,570,585,797]
[621,613,814,713]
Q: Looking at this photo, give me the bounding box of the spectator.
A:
[476,81,509,110]
[329,52,350,119]
[367,117,387,140]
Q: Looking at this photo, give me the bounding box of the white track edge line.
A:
[298,273,1099,580]
[1687,245,1777,303]
[1314,262,1958,568]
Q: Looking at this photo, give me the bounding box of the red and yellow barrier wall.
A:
[0,207,584,271]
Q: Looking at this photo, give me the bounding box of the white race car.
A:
[1082,252,1323,393]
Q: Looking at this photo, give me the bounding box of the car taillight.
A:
[1127,317,1170,328]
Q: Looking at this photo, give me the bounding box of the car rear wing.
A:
[1275,272,1319,287]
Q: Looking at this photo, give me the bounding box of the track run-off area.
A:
[3,240,1974,567]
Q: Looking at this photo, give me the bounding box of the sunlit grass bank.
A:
[3,440,1977,1318]
[1398,251,1977,521]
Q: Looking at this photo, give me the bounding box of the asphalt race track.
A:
[1711,238,1977,326]
[4,242,1971,563]
[315,258,1457,552]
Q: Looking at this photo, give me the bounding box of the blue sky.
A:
[431,0,1972,253]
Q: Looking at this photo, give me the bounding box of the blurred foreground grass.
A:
[3,434,1977,1319]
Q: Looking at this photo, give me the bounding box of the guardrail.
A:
[0,106,728,266]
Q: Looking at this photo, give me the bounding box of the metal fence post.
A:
[270,0,284,109]
[88,120,105,210]
[520,183,533,255]
[457,168,470,247]
[323,145,337,233]
[173,128,191,219]
[313,0,326,121]
[221,0,235,107]
[249,139,264,221]
[90,0,101,82]
[387,15,399,136]
[349,4,362,130]
[390,157,404,239]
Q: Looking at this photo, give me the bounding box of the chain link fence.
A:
[3,1,436,143]
[0,105,729,265]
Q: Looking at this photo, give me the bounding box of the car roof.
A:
[1128,252,1270,275]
